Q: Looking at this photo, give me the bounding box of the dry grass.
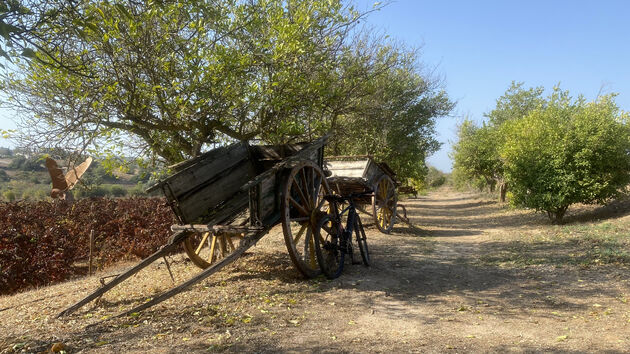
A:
[2,190,630,352]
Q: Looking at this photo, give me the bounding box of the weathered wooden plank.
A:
[171,224,264,233]
[189,191,249,226]
[327,176,372,204]
[240,135,328,192]
[363,159,382,185]
[251,143,307,160]
[146,143,249,193]
[325,159,370,179]
[376,161,400,185]
[165,144,251,197]
[258,174,279,221]
[178,161,254,223]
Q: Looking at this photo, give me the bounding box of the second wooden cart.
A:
[324,156,399,233]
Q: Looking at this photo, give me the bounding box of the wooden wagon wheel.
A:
[372,174,397,234]
[281,160,331,278]
[183,231,243,269]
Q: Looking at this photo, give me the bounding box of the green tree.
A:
[425,166,447,188]
[330,42,453,181]
[485,81,545,126]
[3,0,451,182]
[451,119,501,192]
[451,82,544,200]
[4,1,362,161]
[501,89,630,222]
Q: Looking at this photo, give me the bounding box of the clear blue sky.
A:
[356,0,630,172]
[2,1,630,172]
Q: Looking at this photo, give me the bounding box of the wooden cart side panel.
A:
[375,162,400,185]
[169,142,248,173]
[164,143,250,196]
[258,173,280,222]
[363,159,383,185]
[254,144,321,223]
[325,159,370,178]
[177,159,256,223]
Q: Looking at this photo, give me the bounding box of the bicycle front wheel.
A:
[354,216,370,266]
[314,214,344,279]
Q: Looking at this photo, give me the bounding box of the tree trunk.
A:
[499,182,508,203]
[547,206,568,224]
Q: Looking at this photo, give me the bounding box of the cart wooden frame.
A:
[59,136,331,318]
[325,156,399,233]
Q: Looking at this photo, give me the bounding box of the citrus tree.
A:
[501,89,630,222]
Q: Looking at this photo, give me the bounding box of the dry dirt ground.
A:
[2,188,630,353]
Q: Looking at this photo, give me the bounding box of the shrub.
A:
[2,190,16,201]
[0,198,174,294]
[501,91,630,222]
[109,185,128,197]
[0,169,9,182]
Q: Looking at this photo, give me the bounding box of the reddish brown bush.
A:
[0,198,175,294]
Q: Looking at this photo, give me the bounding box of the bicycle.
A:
[314,191,371,279]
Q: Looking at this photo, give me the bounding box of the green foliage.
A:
[0,179,48,201]
[7,155,44,171]
[501,89,630,222]
[329,45,453,180]
[0,169,9,182]
[451,120,501,191]
[452,82,545,194]
[425,166,447,188]
[2,0,451,182]
[2,189,15,201]
[109,185,127,197]
[485,81,545,126]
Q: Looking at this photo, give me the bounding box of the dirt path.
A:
[2,189,630,352]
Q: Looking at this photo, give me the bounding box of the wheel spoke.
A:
[290,197,309,216]
[308,232,316,268]
[300,169,313,208]
[195,232,210,255]
[309,167,317,205]
[293,223,307,244]
[292,175,310,210]
[379,180,387,198]
[385,187,395,200]
[226,234,236,251]
[208,234,218,263]
[282,161,331,278]
[311,174,322,209]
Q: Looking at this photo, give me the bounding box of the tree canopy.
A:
[452,82,630,222]
[501,89,630,222]
[2,0,452,182]
[451,81,544,198]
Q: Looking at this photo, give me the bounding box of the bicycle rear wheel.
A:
[314,214,344,279]
[354,216,370,266]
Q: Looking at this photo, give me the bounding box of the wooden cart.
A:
[59,136,331,318]
[325,156,399,233]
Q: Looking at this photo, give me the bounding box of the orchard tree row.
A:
[452,82,630,222]
[0,0,453,183]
